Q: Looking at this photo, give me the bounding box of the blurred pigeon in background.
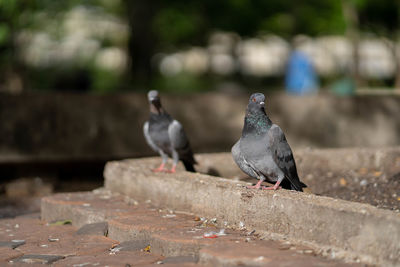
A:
[232,93,307,191]
[144,90,196,173]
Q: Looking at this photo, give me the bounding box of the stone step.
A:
[41,191,357,267]
[0,214,165,266]
[103,154,400,267]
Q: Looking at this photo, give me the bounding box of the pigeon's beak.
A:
[259,101,265,106]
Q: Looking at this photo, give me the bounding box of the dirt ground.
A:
[237,168,400,212]
[304,170,400,212]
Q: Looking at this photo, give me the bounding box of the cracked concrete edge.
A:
[103,155,400,267]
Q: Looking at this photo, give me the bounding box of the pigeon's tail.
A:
[289,179,307,192]
[182,160,196,173]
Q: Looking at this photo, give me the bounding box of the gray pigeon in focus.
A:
[232,93,307,191]
[143,90,196,173]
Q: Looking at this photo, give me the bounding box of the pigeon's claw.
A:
[262,180,282,190]
[152,163,167,173]
[166,164,177,173]
[247,180,263,189]
[261,185,282,190]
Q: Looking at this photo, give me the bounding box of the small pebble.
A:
[254,256,265,262]
[279,244,291,250]
[12,240,25,243]
[303,249,314,255]
[162,214,176,218]
[48,238,59,242]
[360,179,368,186]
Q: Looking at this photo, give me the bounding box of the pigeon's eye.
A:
[252,98,256,102]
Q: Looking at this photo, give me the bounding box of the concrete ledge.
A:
[104,154,400,266]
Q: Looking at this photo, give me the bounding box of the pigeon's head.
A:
[147,90,160,103]
[147,90,163,113]
[248,93,265,106]
[247,93,266,115]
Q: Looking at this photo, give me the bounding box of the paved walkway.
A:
[0,191,361,266]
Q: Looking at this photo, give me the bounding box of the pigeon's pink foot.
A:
[261,186,282,190]
[261,180,282,190]
[247,180,263,189]
[165,165,177,173]
[152,163,166,173]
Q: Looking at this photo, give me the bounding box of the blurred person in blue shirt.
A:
[285,36,319,95]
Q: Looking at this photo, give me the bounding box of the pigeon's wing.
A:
[143,121,160,152]
[168,120,196,164]
[168,120,188,149]
[231,140,241,166]
[232,139,258,178]
[268,124,305,191]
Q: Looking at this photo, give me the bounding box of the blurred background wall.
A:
[1,92,400,160]
[0,0,399,206]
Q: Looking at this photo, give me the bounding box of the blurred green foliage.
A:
[0,0,398,93]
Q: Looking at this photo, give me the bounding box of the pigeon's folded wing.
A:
[143,121,160,152]
[168,120,190,150]
[268,124,303,191]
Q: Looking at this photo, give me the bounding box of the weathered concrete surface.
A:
[191,148,400,211]
[104,155,400,266]
[40,191,355,266]
[1,91,400,162]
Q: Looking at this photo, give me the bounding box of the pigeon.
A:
[143,90,196,173]
[232,93,307,191]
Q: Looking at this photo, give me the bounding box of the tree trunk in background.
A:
[342,0,363,89]
[395,49,400,90]
[382,37,400,90]
[123,1,159,90]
